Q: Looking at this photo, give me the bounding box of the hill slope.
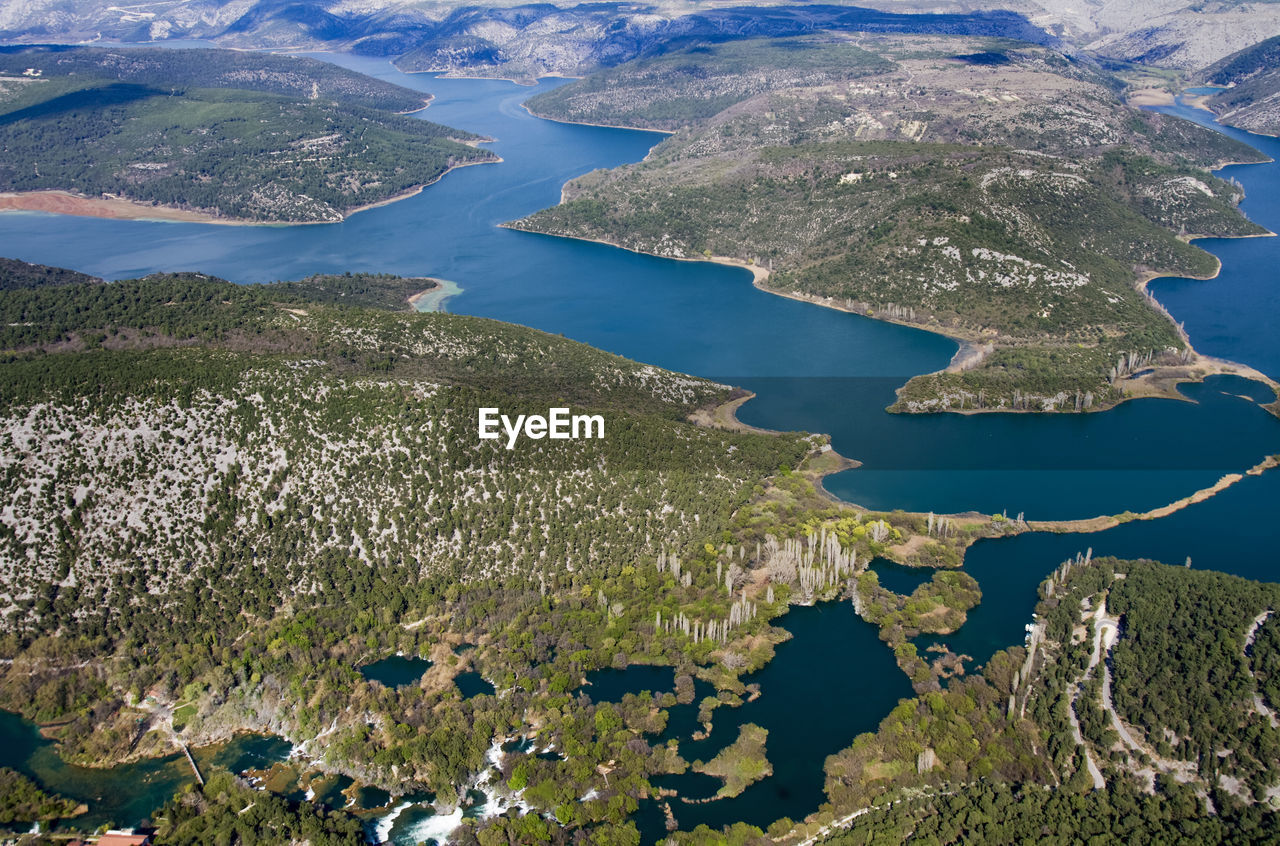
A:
[514,34,1269,413]
[0,46,495,222]
[0,262,822,835]
[1202,35,1280,137]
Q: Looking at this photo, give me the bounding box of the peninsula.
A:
[0,46,496,223]
[512,34,1272,413]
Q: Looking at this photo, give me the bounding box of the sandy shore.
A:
[407,277,463,312]
[689,391,777,435]
[0,191,235,223]
[405,280,442,309]
[0,155,501,227]
[1127,88,1175,107]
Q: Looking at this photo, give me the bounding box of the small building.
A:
[95,831,154,846]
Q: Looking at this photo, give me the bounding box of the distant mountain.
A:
[3,0,1279,78]
[1078,0,1280,71]
[0,0,1056,80]
[389,3,1054,82]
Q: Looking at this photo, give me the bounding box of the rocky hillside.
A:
[514,34,1267,413]
[1080,0,1280,71]
[3,0,1279,80]
[1201,34,1280,136]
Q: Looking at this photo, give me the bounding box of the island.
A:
[693,723,772,799]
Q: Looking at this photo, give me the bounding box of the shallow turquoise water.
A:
[0,709,291,830]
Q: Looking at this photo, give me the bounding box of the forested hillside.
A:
[0,260,1040,841]
[784,555,1280,846]
[515,34,1268,413]
[0,46,494,222]
[0,45,431,112]
[0,263,814,839]
[6,264,1280,840]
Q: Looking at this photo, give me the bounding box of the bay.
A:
[1,57,1279,841]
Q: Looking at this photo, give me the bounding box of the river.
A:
[1,54,1278,843]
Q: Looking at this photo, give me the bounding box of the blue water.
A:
[454,671,496,699]
[638,602,908,839]
[360,655,434,688]
[917,103,1280,678]
[582,665,677,703]
[2,52,1280,841]
[553,605,907,841]
[869,558,935,595]
[1148,101,1280,377]
[0,709,291,830]
[1,55,1276,521]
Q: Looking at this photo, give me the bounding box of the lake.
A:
[1,57,1279,842]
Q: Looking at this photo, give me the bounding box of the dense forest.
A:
[516,34,1267,412]
[0,47,494,222]
[153,771,366,845]
[819,779,1280,845]
[0,257,100,291]
[785,555,1280,846]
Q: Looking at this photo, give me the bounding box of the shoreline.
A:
[407,277,463,313]
[689,391,777,435]
[520,103,676,135]
[0,154,501,227]
[509,223,1280,417]
[1176,91,1280,140]
[405,280,442,310]
[392,62,584,87]
[1026,455,1280,535]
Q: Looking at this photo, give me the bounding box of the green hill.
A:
[0,46,494,222]
[515,34,1268,413]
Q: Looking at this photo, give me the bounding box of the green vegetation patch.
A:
[693,722,772,798]
[0,48,494,222]
[153,770,364,845]
[0,767,83,827]
[514,34,1268,411]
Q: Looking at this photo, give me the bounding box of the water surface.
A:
[2,57,1275,521]
[360,655,434,689]
[1,57,1279,841]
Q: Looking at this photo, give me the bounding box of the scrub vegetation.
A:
[0,259,1040,842]
[0,46,494,222]
[515,34,1269,413]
